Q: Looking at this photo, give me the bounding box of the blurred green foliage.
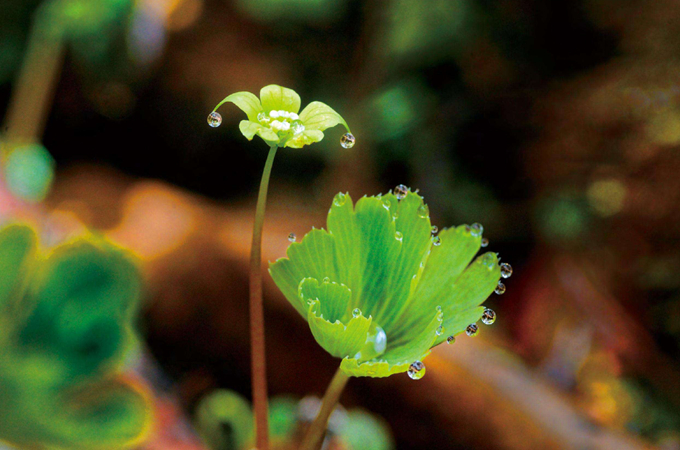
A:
[0,223,151,449]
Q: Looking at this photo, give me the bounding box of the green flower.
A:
[0,223,152,449]
[269,189,502,378]
[210,84,353,149]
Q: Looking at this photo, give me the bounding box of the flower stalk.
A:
[299,366,350,450]
[249,143,278,450]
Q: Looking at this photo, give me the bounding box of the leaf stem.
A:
[250,144,278,450]
[300,366,351,450]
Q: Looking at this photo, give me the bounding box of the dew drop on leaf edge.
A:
[407,361,425,380]
[446,336,455,344]
[495,281,506,295]
[394,184,409,200]
[481,308,496,325]
[466,323,479,336]
[288,233,296,242]
[352,308,361,318]
[500,262,513,278]
[207,112,222,127]
[481,237,489,247]
[340,133,355,149]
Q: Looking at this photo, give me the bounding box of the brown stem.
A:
[249,144,278,450]
[299,366,350,450]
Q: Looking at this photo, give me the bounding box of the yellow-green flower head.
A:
[269,188,503,378]
[209,85,354,149]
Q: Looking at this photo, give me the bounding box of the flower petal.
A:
[239,120,279,144]
[299,101,350,132]
[340,306,441,377]
[283,130,325,149]
[260,85,301,114]
[304,279,372,359]
[213,91,262,122]
[269,229,337,317]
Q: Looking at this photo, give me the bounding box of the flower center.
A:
[258,110,305,135]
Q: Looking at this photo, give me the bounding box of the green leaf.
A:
[195,389,254,450]
[214,91,263,122]
[239,120,279,144]
[283,130,324,148]
[304,278,372,358]
[0,224,37,312]
[21,237,141,378]
[0,378,151,450]
[260,84,301,113]
[299,101,350,132]
[270,229,338,317]
[340,307,441,377]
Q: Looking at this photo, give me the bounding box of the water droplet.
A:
[446,336,456,344]
[466,323,479,336]
[495,282,506,295]
[436,305,442,312]
[291,120,305,135]
[481,308,496,325]
[471,223,484,237]
[288,233,296,242]
[333,192,347,207]
[257,111,270,124]
[352,308,361,318]
[207,112,222,127]
[394,184,409,200]
[323,277,330,283]
[480,238,489,247]
[407,361,426,380]
[431,225,438,235]
[417,204,429,218]
[340,133,356,149]
[432,236,441,246]
[500,263,513,278]
[269,110,279,118]
[435,324,443,336]
[395,231,403,242]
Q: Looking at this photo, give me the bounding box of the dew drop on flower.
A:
[269,110,279,118]
[466,323,479,336]
[352,308,361,318]
[257,112,270,124]
[417,204,429,218]
[500,263,513,278]
[394,184,409,200]
[207,112,222,127]
[495,281,506,295]
[480,237,489,247]
[471,222,484,237]
[481,308,496,325]
[431,225,438,235]
[340,133,356,149]
[407,361,426,380]
[432,236,441,246]
[288,233,296,242]
[446,336,456,344]
[291,120,305,135]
